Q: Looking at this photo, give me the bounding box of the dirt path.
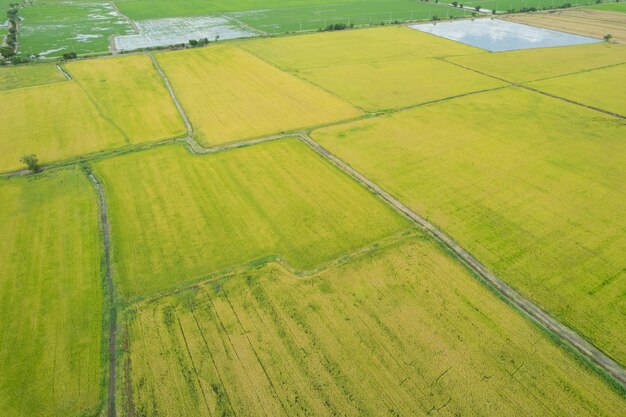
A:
[85,170,117,417]
[148,53,194,136]
[56,64,72,80]
[296,132,626,388]
[440,57,626,119]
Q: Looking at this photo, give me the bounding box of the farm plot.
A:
[18,2,132,57]
[226,0,469,34]
[447,41,626,82]
[0,167,103,417]
[0,82,125,172]
[461,0,594,12]
[115,0,468,30]
[239,25,484,71]
[529,63,626,115]
[65,54,186,142]
[113,16,257,52]
[312,87,626,365]
[584,2,626,13]
[155,45,361,145]
[505,8,626,44]
[297,57,505,111]
[93,139,413,299]
[0,64,67,91]
[121,237,626,417]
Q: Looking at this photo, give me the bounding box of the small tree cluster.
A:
[323,22,353,31]
[188,38,210,47]
[62,52,78,60]
[20,154,42,173]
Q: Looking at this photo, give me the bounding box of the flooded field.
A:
[410,18,601,51]
[113,16,257,51]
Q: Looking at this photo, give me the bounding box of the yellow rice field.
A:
[529,63,626,115]
[66,55,186,143]
[313,87,626,365]
[239,25,483,71]
[122,237,626,416]
[155,45,361,145]
[299,57,505,111]
[448,42,626,82]
[0,167,103,417]
[0,63,66,91]
[93,139,413,299]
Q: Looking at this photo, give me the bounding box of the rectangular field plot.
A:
[66,55,186,142]
[313,87,626,365]
[0,64,66,91]
[529,63,626,116]
[227,0,469,33]
[121,238,626,417]
[448,42,626,82]
[155,45,361,145]
[239,26,483,71]
[0,82,126,172]
[299,57,505,111]
[18,2,132,57]
[93,139,413,299]
[505,9,626,44]
[0,167,103,417]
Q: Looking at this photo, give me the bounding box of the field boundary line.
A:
[148,53,194,136]
[440,57,626,119]
[84,168,118,417]
[56,64,72,80]
[295,132,626,388]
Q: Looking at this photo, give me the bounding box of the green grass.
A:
[0,166,103,417]
[462,0,596,11]
[313,87,626,366]
[93,139,413,299]
[583,2,626,12]
[18,2,132,57]
[122,237,626,416]
[0,63,67,91]
[116,0,469,31]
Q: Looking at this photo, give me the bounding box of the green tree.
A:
[20,154,42,173]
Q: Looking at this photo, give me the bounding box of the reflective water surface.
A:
[410,18,601,52]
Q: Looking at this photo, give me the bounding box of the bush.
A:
[0,46,15,58]
[325,22,348,31]
[62,52,78,60]
[20,154,42,173]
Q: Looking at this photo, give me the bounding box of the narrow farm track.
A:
[148,53,194,135]
[85,170,117,417]
[295,132,626,388]
[56,64,72,80]
[440,57,626,119]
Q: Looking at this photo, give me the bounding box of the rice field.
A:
[239,25,484,71]
[584,2,626,13]
[18,2,132,57]
[65,55,186,142]
[0,82,126,172]
[0,55,186,173]
[155,45,361,145]
[312,87,626,365]
[505,8,626,44]
[297,57,506,111]
[0,64,67,91]
[121,237,626,417]
[0,167,103,417]
[93,139,413,299]
[529,63,626,115]
[448,41,626,82]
